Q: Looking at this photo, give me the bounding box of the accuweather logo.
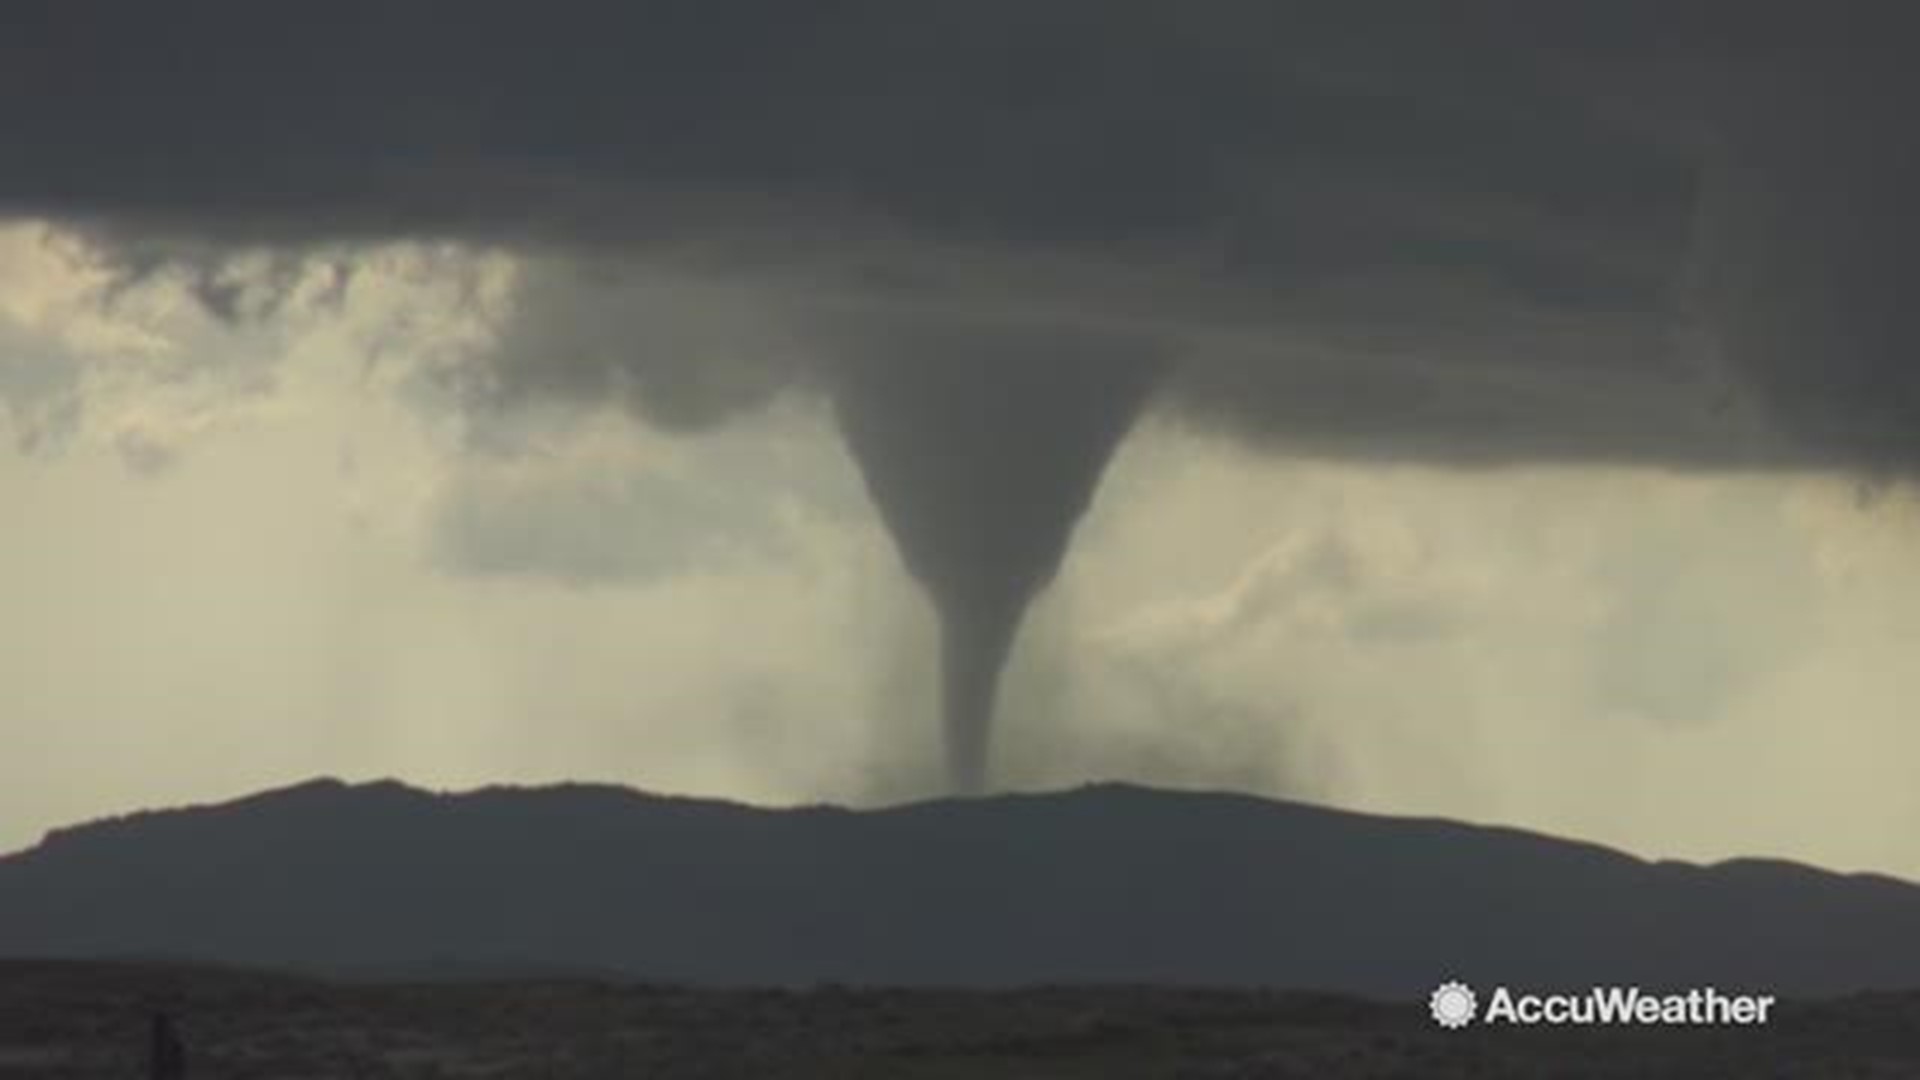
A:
[1429,981,1478,1028]
[1428,980,1776,1029]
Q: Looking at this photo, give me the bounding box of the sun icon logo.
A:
[1429,980,1477,1029]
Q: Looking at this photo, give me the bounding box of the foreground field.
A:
[4,961,1920,1078]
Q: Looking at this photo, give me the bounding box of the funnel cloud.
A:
[830,327,1161,790]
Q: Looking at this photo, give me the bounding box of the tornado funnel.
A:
[831,323,1161,793]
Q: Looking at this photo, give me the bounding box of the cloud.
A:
[7,6,1912,477]
[1045,427,1920,871]
[830,336,1162,789]
[428,404,857,586]
[7,6,1914,470]
[463,256,814,433]
[6,6,1920,800]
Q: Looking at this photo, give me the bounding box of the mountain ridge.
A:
[6,777,1918,997]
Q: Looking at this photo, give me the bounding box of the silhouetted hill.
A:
[4,779,1918,997]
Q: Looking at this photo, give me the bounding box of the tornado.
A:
[830,321,1162,793]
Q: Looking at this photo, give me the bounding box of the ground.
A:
[3,961,1919,1078]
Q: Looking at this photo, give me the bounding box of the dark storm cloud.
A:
[3,6,1687,306]
[472,256,810,434]
[7,2,1917,789]
[9,3,1911,466]
[1686,55,1920,469]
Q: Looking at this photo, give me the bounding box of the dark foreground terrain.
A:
[4,962,1920,1079]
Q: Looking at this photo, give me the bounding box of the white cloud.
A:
[1048,423,1920,875]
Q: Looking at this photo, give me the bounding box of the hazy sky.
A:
[4,6,1920,878]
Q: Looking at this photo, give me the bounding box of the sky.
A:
[4,4,1920,878]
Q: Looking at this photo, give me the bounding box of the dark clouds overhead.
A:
[3,5,1679,247]
[6,3,1913,469]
